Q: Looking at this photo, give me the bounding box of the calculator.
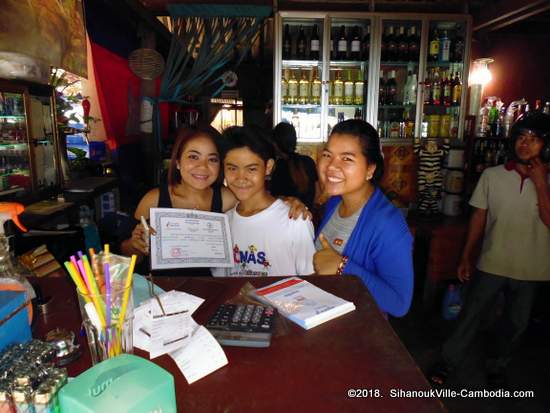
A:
[206,304,276,348]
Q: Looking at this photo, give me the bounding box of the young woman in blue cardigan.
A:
[313,120,414,317]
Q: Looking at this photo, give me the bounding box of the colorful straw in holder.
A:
[64,246,136,364]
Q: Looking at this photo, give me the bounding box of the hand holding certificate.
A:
[149,208,234,270]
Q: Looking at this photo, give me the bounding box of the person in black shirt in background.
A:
[269,122,319,210]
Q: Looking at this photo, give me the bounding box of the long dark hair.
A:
[167,125,222,187]
[272,122,309,193]
[330,119,384,184]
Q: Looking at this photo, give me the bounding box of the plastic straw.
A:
[81,256,106,328]
[64,261,88,295]
[118,254,136,329]
[104,262,111,354]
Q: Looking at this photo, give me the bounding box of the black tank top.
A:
[158,180,223,212]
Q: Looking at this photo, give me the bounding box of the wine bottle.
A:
[333,71,344,104]
[288,70,298,104]
[408,26,419,61]
[283,24,291,60]
[387,25,397,61]
[344,70,354,105]
[311,68,321,105]
[354,70,364,105]
[297,25,306,59]
[350,26,361,61]
[310,25,320,60]
[397,26,408,61]
[361,26,370,61]
[281,69,289,104]
[337,26,347,60]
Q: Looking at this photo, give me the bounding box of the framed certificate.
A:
[149,208,234,270]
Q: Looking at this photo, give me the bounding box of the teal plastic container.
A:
[58,354,176,413]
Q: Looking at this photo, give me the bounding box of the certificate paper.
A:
[150,208,234,269]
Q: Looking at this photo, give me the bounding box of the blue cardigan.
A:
[316,188,414,317]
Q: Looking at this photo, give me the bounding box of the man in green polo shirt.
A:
[429,112,550,388]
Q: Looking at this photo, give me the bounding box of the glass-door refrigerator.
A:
[0,80,62,200]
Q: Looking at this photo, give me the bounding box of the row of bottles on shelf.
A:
[421,107,461,139]
[471,140,510,173]
[0,122,27,142]
[379,69,417,106]
[380,25,419,62]
[423,66,462,107]
[378,108,415,139]
[428,26,465,63]
[281,68,366,106]
[283,24,322,60]
[0,93,24,117]
[477,97,550,138]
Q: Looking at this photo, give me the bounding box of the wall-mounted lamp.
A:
[468,57,494,116]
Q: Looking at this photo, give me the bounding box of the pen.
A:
[140,215,150,246]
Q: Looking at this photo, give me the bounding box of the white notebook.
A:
[250,277,356,330]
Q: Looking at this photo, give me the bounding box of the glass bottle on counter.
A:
[344,70,354,105]
[298,69,310,104]
[283,24,291,60]
[310,25,320,60]
[311,68,321,105]
[354,70,364,105]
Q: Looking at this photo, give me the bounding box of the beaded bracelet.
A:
[336,255,349,276]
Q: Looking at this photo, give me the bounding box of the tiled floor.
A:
[390,286,550,413]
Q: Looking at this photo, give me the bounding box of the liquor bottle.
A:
[310,25,320,60]
[387,26,397,61]
[429,29,439,62]
[380,27,388,61]
[337,26,348,60]
[431,69,441,106]
[354,70,364,105]
[452,26,465,62]
[385,70,397,105]
[354,107,363,120]
[311,68,321,105]
[344,70,354,105]
[297,25,307,59]
[423,69,432,105]
[404,108,415,139]
[451,72,460,106]
[439,30,451,63]
[283,24,291,60]
[442,71,452,107]
[298,69,310,104]
[288,69,298,104]
[403,70,412,105]
[350,26,361,61]
[281,69,289,104]
[379,70,386,105]
[397,26,408,61]
[361,26,370,61]
[408,26,419,61]
[333,71,344,105]
[488,100,499,137]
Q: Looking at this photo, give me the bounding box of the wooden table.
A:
[32,276,446,413]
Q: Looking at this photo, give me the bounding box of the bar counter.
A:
[32,275,447,413]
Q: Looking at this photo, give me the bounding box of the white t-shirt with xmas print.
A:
[212,199,315,277]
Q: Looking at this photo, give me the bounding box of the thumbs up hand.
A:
[313,233,343,275]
